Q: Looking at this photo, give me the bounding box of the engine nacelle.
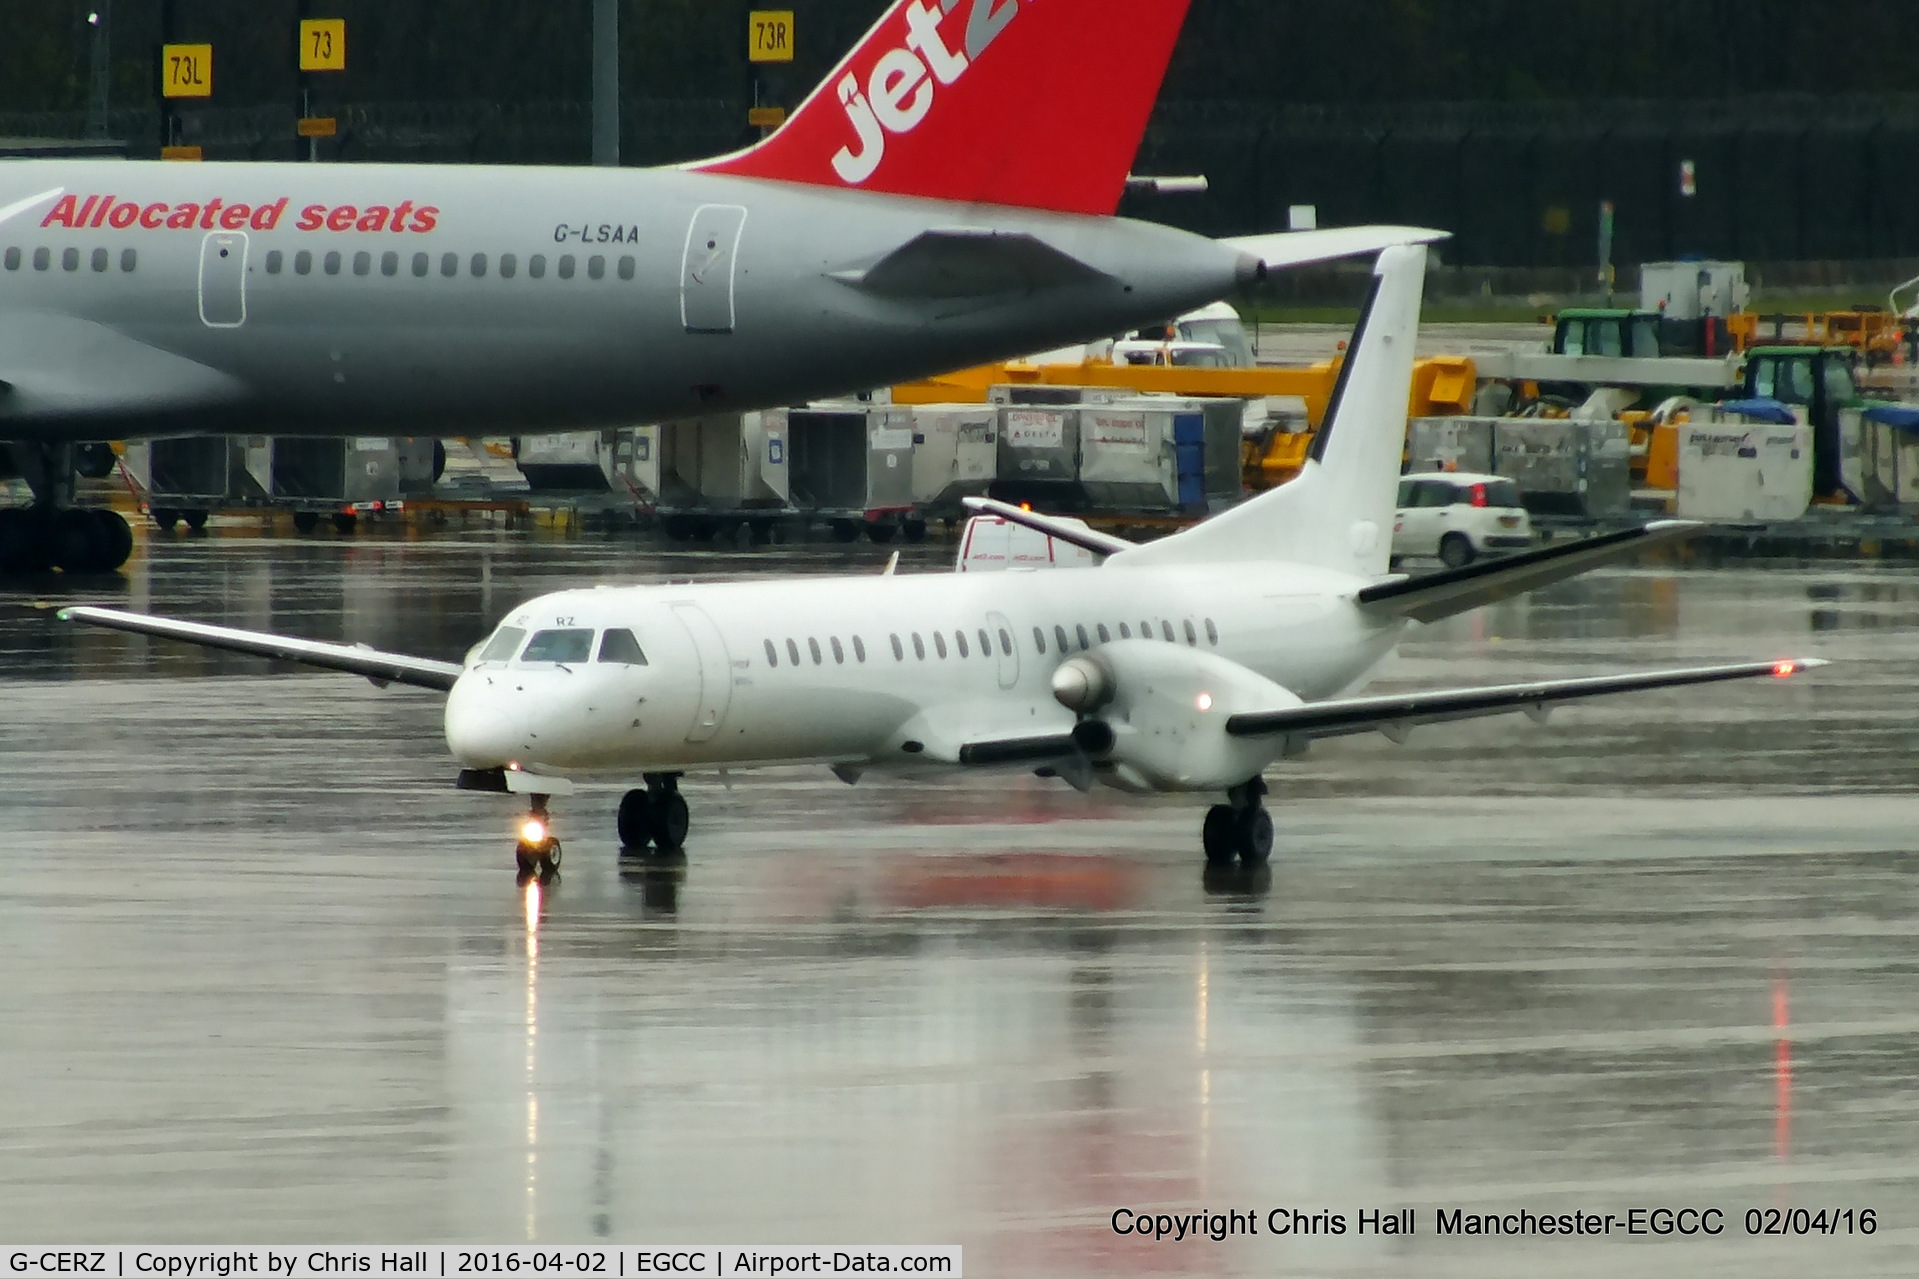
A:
[1058,640,1303,792]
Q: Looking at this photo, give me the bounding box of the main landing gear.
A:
[616,773,689,854]
[0,442,134,575]
[515,795,563,881]
[1201,776,1273,868]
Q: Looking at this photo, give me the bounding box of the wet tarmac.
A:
[3,523,1919,1275]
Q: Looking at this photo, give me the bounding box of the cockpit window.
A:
[597,628,648,665]
[520,628,594,663]
[477,626,526,663]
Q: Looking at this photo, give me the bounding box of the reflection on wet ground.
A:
[3,528,1919,1275]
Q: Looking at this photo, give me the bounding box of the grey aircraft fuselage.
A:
[0,162,1254,442]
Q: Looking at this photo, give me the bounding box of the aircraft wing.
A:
[60,605,463,691]
[960,496,1135,557]
[1357,521,1703,624]
[1226,226,1450,273]
[1224,658,1824,742]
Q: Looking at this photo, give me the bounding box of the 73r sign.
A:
[749,11,794,63]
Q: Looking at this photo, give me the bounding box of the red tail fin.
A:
[693,0,1194,216]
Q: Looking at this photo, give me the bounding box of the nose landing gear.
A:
[514,795,563,881]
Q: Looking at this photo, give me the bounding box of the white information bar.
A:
[0,1250,961,1279]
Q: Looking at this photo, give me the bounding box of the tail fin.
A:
[1111,244,1428,575]
[692,0,1194,216]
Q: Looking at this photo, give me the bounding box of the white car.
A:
[1392,471,1533,568]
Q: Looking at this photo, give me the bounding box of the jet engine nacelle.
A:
[1051,640,1303,792]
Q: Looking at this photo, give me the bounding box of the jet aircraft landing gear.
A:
[515,795,563,881]
[616,773,690,854]
[0,441,134,575]
[1202,776,1273,867]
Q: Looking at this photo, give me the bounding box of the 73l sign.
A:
[161,43,212,98]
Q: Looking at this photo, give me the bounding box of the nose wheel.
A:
[1202,777,1272,867]
[514,795,562,880]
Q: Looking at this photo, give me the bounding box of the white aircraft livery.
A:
[0,0,1435,575]
[65,246,1825,876]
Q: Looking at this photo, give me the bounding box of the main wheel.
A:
[903,519,927,544]
[617,788,654,849]
[292,511,320,534]
[1202,804,1239,865]
[52,508,106,573]
[1439,532,1475,569]
[331,512,358,534]
[0,509,49,574]
[150,507,179,532]
[182,509,210,532]
[650,791,690,851]
[830,520,860,543]
[1236,807,1274,865]
[866,521,896,544]
[92,510,133,571]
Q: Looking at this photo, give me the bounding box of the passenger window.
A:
[764,639,778,667]
[1205,619,1219,645]
[32,247,49,270]
[530,254,547,279]
[1096,624,1110,643]
[955,631,969,658]
[477,626,526,663]
[441,252,458,278]
[471,253,488,278]
[380,251,399,276]
[1054,625,1069,652]
[1075,624,1090,650]
[998,629,1012,656]
[323,251,342,275]
[520,628,593,663]
[597,628,647,665]
[588,255,605,280]
[830,636,844,664]
[353,250,371,276]
[1119,623,1131,638]
[1140,620,1152,637]
[412,252,429,278]
[1033,627,1047,654]
[854,636,867,662]
[912,633,926,660]
[1161,621,1175,642]
[558,255,576,279]
[2,247,17,270]
[978,628,991,657]
[501,253,518,279]
[90,248,108,272]
[62,248,78,271]
[785,639,800,665]
[808,637,822,665]
[120,247,136,272]
[265,250,283,274]
[934,633,948,659]
[295,250,312,275]
[618,255,635,281]
[890,634,904,660]
[1183,620,1198,645]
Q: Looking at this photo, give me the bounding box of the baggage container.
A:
[909,404,997,511]
[786,406,913,515]
[1676,410,1813,521]
[271,436,403,507]
[1408,416,1496,476]
[1491,419,1632,517]
[1075,404,1177,510]
[652,413,787,509]
[995,405,1079,501]
[1100,395,1244,509]
[122,436,266,511]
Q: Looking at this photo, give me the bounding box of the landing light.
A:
[521,817,548,844]
[1772,661,1798,678]
[1196,692,1213,711]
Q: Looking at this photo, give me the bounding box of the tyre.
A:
[73,443,117,480]
[1236,807,1274,865]
[92,509,133,571]
[866,521,896,544]
[182,509,210,532]
[1202,804,1239,865]
[617,789,654,849]
[150,507,179,532]
[0,509,48,574]
[292,511,320,534]
[332,512,358,534]
[1438,532,1475,569]
[515,845,539,877]
[431,440,447,482]
[650,791,690,851]
[52,508,104,573]
[903,520,928,544]
[830,520,860,543]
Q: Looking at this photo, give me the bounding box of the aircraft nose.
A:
[444,672,531,768]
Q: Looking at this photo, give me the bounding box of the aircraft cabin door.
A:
[986,611,1020,690]
[679,204,747,334]
[669,601,734,743]
[198,231,248,328]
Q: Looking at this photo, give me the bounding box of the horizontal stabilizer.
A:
[1358,521,1703,624]
[960,496,1133,557]
[1225,658,1825,742]
[832,230,1109,300]
[61,605,462,691]
[1226,226,1449,275]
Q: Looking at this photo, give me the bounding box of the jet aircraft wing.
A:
[1225,226,1450,275]
[1357,521,1702,624]
[60,605,462,691]
[1223,658,1825,742]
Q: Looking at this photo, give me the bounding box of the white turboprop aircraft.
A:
[64,246,1824,876]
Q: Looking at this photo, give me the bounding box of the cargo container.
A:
[1407,416,1496,476]
[1100,395,1243,510]
[994,404,1080,505]
[1492,419,1632,518]
[1075,404,1177,510]
[909,404,998,513]
[786,405,917,541]
[1675,411,1813,522]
